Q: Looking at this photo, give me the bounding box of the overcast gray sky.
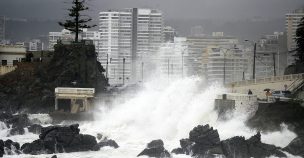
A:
[0,0,303,20]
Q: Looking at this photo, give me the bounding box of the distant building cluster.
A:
[1,6,302,85]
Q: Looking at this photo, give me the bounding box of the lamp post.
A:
[106,54,109,79]
[123,58,125,85]
[141,62,144,84]
[220,48,230,85]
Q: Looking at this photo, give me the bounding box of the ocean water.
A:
[1,77,298,158]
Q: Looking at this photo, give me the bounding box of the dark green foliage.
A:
[295,17,304,63]
[58,0,96,42]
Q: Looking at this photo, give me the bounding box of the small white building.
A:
[0,45,26,75]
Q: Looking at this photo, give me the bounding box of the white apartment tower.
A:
[99,8,163,85]
[286,8,304,65]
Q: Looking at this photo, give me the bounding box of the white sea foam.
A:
[3,77,298,158]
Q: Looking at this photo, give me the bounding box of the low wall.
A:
[0,66,16,75]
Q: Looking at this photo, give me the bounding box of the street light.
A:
[220,48,230,85]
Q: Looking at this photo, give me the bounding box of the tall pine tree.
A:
[59,0,96,42]
[295,17,304,63]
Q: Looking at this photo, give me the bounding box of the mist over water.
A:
[2,77,298,157]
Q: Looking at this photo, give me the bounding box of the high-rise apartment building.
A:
[0,16,5,41]
[286,8,304,65]
[186,32,239,76]
[159,37,188,79]
[99,8,163,85]
[163,26,176,43]
[204,46,249,84]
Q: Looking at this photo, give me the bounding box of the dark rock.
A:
[220,132,286,158]
[3,139,20,155]
[171,148,184,155]
[21,124,98,154]
[9,126,25,136]
[179,138,192,155]
[51,155,57,158]
[189,124,220,155]
[147,139,164,148]
[97,139,119,149]
[0,112,12,122]
[283,136,304,157]
[28,124,43,134]
[97,133,103,140]
[138,139,170,158]
[0,140,4,157]
[221,136,249,158]
[21,140,51,155]
[247,101,304,136]
[7,114,31,129]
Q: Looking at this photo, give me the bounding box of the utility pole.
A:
[273,53,276,76]
[253,42,256,79]
[168,59,170,81]
[141,62,144,84]
[223,52,226,85]
[123,58,125,85]
[106,54,108,79]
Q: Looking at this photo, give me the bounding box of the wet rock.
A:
[283,136,304,157]
[171,148,184,154]
[97,139,119,149]
[28,124,43,134]
[0,140,4,157]
[97,133,103,140]
[246,132,286,158]
[51,155,57,158]
[147,139,164,148]
[7,114,31,129]
[221,136,249,158]
[21,140,51,155]
[138,139,170,158]
[21,124,98,154]
[9,126,25,136]
[189,124,220,156]
[179,138,192,155]
[3,139,21,155]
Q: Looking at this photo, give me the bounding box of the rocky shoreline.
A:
[0,112,303,158]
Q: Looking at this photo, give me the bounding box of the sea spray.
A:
[2,77,299,158]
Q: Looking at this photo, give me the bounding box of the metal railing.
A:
[227,73,304,87]
[55,87,95,95]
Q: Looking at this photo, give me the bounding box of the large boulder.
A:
[3,139,21,155]
[189,124,220,156]
[27,124,43,134]
[221,136,249,158]
[283,136,304,157]
[97,139,119,149]
[21,124,98,154]
[138,139,170,158]
[221,132,286,158]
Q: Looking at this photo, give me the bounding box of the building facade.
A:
[186,32,239,76]
[204,46,249,84]
[286,8,304,65]
[159,37,188,79]
[254,32,288,78]
[98,8,163,85]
